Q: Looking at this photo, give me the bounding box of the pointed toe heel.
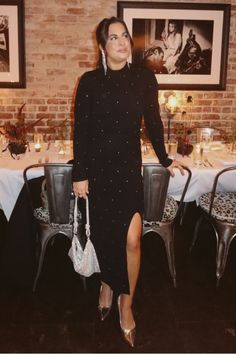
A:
[98,285,113,321]
[98,305,112,321]
[117,296,136,348]
[121,326,136,348]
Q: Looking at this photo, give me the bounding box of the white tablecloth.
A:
[143,146,236,203]
[0,142,72,220]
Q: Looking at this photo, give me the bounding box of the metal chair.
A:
[23,163,80,291]
[190,165,236,286]
[142,163,192,287]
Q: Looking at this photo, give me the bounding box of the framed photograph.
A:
[0,0,25,88]
[117,2,231,90]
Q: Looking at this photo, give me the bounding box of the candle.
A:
[34,143,41,152]
[58,147,65,155]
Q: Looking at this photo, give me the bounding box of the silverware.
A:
[205,158,213,167]
[46,142,51,151]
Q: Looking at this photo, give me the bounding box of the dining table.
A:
[0,140,73,221]
[143,141,236,203]
[0,140,236,290]
[1,140,236,222]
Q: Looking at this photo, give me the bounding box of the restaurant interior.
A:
[0,0,236,352]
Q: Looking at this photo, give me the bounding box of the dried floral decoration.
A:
[0,103,45,143]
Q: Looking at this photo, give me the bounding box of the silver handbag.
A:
[68,196,100,277]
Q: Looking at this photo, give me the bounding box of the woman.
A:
[162,20,182,73]
[72,16,183,347]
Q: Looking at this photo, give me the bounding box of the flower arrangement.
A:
[1,103,45,144]
[172,95,194,156]
[0,103,45,156]
[174,120,194,156]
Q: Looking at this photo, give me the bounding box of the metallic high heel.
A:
[98,304,112,321]
[98,286,113,321]
[117,296,136,348]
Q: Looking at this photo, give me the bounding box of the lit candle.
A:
[34,142,41,152]
[58,147,65,155]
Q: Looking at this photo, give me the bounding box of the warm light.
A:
[58,146,65,155]
[167,95,178,114]
[34,142,41,152]
[165,93,179,142]
[34,133,43,152]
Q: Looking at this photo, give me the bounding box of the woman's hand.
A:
[167,160,185,177]
[73,180,89,199]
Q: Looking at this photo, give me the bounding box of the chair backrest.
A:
[143,163,170,222]
[23,163,73,224]
[209,165,236,215]
[143,163,192,222]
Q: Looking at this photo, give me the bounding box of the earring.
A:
[101,49,107,75]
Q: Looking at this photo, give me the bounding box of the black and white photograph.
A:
[0,14,9,72]
[0,0,25,88]
[118,2,230,90]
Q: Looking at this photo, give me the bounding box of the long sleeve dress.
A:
[72,63,172,295]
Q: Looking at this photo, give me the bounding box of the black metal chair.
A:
[190,165,236,286]
[23,163,81,291]
[142,163,192,287]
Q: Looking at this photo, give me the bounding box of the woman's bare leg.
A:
[119,212,142,329]
[99,281,113,308]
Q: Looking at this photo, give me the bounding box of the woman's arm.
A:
[143,69,171,167]
[143,69,184,176]
[72,72,91,191]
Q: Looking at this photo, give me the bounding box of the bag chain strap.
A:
[74,196,90,239]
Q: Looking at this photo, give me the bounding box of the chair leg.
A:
[215,221,236,287]
[33,237,52,292]
[179,202,188,226]
[189,215,203,252]
[158,223,177,288]
[80,276,87,292]
[165,237,177,288]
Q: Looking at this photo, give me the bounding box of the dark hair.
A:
[144,46,163,59]
[96,16,133,68]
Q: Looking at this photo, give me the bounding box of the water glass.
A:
[193,143,203,166]
[168,141,177,159]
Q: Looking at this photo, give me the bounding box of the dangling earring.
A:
[101,49,107,76]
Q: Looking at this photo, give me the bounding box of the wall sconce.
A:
[165,93,179,141]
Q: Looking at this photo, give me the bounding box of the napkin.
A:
[220,160,236,166]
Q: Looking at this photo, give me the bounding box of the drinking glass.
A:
[193,143,203,166]
[34,133,43,152]
[168,141,177,159]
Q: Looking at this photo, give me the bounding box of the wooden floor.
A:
[1,203,236,353]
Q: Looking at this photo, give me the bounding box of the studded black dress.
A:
[72,64,172,294]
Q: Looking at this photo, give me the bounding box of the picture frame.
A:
[0,0,25,88]
[117,2,231,90]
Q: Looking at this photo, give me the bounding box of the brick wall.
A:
[0,0,234,141]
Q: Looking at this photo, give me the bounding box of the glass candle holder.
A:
[168,141,177,159]
[34,133,43,152]
[193,143,203,166]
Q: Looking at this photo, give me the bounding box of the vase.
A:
[177,143,193,156]
[7,141,27,157]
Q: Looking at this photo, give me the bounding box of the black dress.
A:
[72,64,172,295]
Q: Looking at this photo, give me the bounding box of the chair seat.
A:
[34,207,81,229]
[199,191,236,224]
[144,195,178,225]
[162,195,178,222]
